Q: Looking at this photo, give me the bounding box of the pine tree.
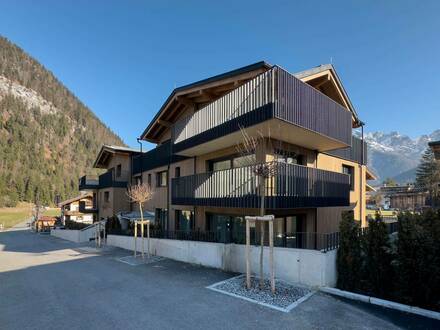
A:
[416,147,440,206]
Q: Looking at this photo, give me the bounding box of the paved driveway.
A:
[0,227,438,330]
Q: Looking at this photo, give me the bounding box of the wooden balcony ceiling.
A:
[141,61,272,143]
[93,145,141,169]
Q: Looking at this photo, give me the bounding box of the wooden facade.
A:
[80,62,373,236]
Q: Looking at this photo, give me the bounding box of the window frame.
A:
[342,164,355,191]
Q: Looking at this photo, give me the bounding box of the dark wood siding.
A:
[171,67,352,153]
[326,136,367,164]
[171,162,350,209]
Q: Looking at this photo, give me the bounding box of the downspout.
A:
[360,122,365,226]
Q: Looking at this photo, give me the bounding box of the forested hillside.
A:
[0,36,125,207]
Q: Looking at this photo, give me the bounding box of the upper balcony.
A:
[327,135,368,165]
[172,66,353,156]
[78,200,97,213]
[171,162,350,209]
[98,169,129,189]
[79,175,99,190]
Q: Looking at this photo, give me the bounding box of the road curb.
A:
[320,287,440,321]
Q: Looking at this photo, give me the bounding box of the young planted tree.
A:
[235,126,278,288]
[126,183,154,258]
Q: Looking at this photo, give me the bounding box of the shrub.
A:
[360,213,393,299]
[64,219,88,230]
[337,211,362,292]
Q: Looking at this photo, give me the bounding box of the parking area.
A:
[1,227,438,330]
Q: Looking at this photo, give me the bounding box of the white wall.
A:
[107,235,337,287]
[51,227,96,243]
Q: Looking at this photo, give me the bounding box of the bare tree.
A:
[126,183,154,258]
[235,126,278,289]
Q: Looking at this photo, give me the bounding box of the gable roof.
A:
[294,64,361,127]
[140,61,272,142]
[93,145,142,169]
[58,193,92,207]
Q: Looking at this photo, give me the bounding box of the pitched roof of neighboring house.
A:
[93,144,142,168]
[428,140,440,146]
[140,61,272,142]
[58,193,92,207]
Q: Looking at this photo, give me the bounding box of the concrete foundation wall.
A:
[107,235,337,287]
[51,228,96,243]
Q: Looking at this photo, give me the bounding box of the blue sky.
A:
[1,0,439,148]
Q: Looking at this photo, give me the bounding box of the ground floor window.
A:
[206,213,306,247]
[175,210,194,232]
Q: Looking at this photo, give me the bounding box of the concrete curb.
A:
[320,287,440,321]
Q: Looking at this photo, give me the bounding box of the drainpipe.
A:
[360,122,365,226]
[137,138,143,153]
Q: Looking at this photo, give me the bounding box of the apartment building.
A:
[78,145,141,220]
[81,61,374,248]
[59,193,97,224]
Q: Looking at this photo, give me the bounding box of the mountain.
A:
[0,36,125,207]
[363,130,440,185]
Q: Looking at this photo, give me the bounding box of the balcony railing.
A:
[327,135,368,164]
[78,201,97,213]
[78,175,99,190]
[132,140,189,175]
[172,162,350,209]
[99,169,129,189]
[172,66,352,154]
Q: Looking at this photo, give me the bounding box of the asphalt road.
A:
[0,227,438,330]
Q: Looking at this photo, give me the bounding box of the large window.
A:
[342,165,355,191]
[274,149,304,165]
[175,210,194,232]
[209,154,256,171]
[156,171,168,187]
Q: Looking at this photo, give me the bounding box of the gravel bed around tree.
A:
[208,275,313,311]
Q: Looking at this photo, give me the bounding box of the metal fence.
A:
[107,228,341,252]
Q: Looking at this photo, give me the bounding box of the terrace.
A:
[171,66,353,156]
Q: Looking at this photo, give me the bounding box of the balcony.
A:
[98,169,129,189]
[172,66,352,156]
[327,135,368,164]
[78,201,97,213]
[171,162,350,209]
[79,175,99,190]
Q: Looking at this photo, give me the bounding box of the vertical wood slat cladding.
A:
[171,162,350,208]
[98,169,128,189]
[171,67,352,152]
[327,136,367,164]
[132,140,189,175]
[275,68,352,145]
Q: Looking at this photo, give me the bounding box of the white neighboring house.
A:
[59,193,97,224]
